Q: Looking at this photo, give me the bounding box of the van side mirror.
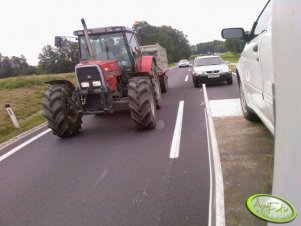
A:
[54,36,63,48]
[221,28,245,39]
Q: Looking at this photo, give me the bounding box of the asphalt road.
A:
[0,66,239,226]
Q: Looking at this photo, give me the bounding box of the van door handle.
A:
[253,44,258,52]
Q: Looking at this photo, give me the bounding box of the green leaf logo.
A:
[246,194,297,223]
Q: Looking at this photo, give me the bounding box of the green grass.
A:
[0,73,76,144]
[0,114,46,144]
[220,52,240,63]
[168,63,178,67]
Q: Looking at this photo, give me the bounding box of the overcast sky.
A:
[0,0,267,65]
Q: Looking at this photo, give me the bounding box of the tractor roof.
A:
[73,26,133,36]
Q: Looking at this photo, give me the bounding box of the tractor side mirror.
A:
[55,36,63,48]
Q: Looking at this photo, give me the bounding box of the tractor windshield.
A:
[79,33,130,63]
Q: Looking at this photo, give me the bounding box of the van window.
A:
[254,1,272,36]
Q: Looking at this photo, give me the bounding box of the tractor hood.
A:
[76,60,120,73]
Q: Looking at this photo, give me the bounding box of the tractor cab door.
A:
[125,32,142,72]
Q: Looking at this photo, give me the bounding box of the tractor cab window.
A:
[79,33,130,65]
[125,32,140,56]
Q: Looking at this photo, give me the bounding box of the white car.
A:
[192,55,232,87]
[178,59,190,68]
[222,0,274,134]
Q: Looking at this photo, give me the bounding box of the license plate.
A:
[208,74,220,78]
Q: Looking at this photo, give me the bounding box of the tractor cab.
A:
[74,26,141,74]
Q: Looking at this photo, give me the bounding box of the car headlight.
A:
[92,81,101,87]
[193,71,206,76]
[81,82,89,88]
[220,67,230,73]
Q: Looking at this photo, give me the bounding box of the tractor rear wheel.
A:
[128,76,157,130]
[42,84,82,137]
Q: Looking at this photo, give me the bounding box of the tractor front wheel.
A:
[128,77,157,130]
[42,84,82,137]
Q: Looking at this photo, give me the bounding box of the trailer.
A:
[140,44,169,92]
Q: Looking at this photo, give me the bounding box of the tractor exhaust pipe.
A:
[81,18,95,60]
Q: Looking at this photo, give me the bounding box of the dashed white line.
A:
[169,101,184,158]
[0,129,51,162]
[188,68,191,72]
[185,75,188,82]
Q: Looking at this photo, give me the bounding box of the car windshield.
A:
[194,57,224,66]
[79,33,129,61]
[180,60,189,63]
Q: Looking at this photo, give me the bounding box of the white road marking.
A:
[169,101,184,158]
[188,68,191,72]
[205,110,213,226]
[185,75,188,82]
[0,129,51,162]
[203,84,225,225]
[209,98,243,118]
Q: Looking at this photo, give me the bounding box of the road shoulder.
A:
[214,116,274,226]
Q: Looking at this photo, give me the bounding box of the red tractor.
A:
[42,19,168,137]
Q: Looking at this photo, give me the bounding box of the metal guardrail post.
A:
[4,104,20,129]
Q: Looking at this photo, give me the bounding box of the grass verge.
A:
[220,52,240,63]
[0,73,76,144]
[0,114,46,144]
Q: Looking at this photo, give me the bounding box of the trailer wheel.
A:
[42,84,82,137]
[152,63,162,109]
[160,74,168,93]
[128,77,157,130]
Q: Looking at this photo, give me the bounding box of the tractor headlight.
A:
[81,82,90,88]
[92,81,101,87]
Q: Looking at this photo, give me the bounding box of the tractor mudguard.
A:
[137,56,155,74]
[46,80,75,90]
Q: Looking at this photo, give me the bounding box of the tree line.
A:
[191,39,245,55]
[0,54,38,78]
[135,21,191,63]
[1,22,245,79]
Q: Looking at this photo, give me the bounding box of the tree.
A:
[225,39,245,53]
[38,39,78,74]
[135,22,191,63]
[0,56,14,77]
[0,53,37,78]
[194,40,227,55]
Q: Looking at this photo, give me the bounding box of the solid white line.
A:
[0,122,47,151]
[203,84,225,225]
[185,75,188,82]
[169,101,184,158]
[0,129,51,162]
[205,110,213,226]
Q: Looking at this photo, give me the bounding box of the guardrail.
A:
[203,84,225,226]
